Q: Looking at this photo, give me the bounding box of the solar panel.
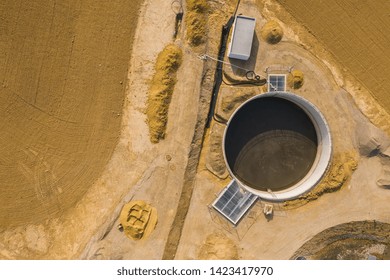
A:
[212,180,258,224]
[268,74,286,92]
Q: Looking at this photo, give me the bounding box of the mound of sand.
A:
[261,20,283,44]
[284,151,358,208]
[146,44,183,143]
[198,233,238,260]
[287,70,304,89]
[186,0,208,46]
[221,92,255,115]
[119,201,158,240]
[215,87,256,121]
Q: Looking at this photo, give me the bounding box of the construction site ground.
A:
[0,0,390,259]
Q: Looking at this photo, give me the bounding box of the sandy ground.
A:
[0,0,204,259]
[175,0,390,259]
[0,0,390,259]
[80,0,205,260]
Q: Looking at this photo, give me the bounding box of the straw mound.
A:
[261,20,283,44]
[288,70,304,89]
[186,0,208,46]
[198,233,239,260]
[119,200,158,240]
[187,0,208,12]
[284,151,358,208]
[146,44,183,143]
[206,122,228,179]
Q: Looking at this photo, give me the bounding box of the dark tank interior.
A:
[224,97,318,192]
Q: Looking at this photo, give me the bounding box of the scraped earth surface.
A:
[292,221,390,260]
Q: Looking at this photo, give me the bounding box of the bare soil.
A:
[175,0,390,260]
[292,220,390,260]
[198,232,238,260]
[1,0,390,260]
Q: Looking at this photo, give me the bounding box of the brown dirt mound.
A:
[0,0,142,227]
[186,0,208,46]
[221,92,256,114]
[291,220,390,260]
[119,201,158,240]
[287,70,304,89]
[284,151,358,208]
[146,44,183,143]
[198,232,239,260]
[215,88,256,121]
[261,20,283,44]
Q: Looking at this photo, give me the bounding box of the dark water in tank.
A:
[224,97,318,192]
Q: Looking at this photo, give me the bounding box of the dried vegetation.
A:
[146,44,183,143]
[284,151,359,208]
[186,0,209,46]
[287,70,304,89]
[119,201,158,240]
[261,20,283,44]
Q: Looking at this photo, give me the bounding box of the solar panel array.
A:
[268,74,286,92]
[212,180,258,225]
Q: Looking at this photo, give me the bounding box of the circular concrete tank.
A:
[223,92,332,201]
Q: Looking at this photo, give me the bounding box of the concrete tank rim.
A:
[222,91,332,202]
